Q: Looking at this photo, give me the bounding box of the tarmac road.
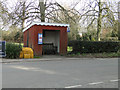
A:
[2,57,119,88]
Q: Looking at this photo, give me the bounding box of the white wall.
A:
[43,30,60,53]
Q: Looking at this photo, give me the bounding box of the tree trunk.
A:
[97,0,102,41]
[118,2,120,40]
[39,0,45,22]
[20,1,25,45]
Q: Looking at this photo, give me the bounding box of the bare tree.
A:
[0,1,9,29]
[10,1,35,29]
[30,0,81,23]
[46,3,81,40]
[29,0,48,22]
[0,1,10,40]
[81,0,118,41]
[8,0,36,43]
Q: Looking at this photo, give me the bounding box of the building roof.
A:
[23,22,70,32]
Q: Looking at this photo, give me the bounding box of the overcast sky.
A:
[2,0,119,27]
[4,0,119,11]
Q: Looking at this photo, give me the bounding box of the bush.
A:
[6,43,22,59]
[68,41,120,54]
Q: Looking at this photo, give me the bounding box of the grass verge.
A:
[67,52,120,58]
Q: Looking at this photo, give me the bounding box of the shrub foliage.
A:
[68,41,120,53]
[6,43,22,59]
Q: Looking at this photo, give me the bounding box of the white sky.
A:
[4,0,120,11]
[2,0,119,27]
[5,0,83,10]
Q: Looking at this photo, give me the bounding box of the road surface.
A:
[2,58,119,88]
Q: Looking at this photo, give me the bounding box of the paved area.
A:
[1,55,66,63]
[1,55,119,63]
[2,57,118,88]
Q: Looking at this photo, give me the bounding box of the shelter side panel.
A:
[60,27,67,55]
[34,25,43,56]
[29,26,35,49]
[23,30,28,47]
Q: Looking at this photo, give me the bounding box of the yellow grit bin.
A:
[20,47,34,59]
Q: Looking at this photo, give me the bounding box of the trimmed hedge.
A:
[68,41,120,53]
[6,43,22,59]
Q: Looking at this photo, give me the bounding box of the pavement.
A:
[1,55,119,63]
[1,55,65,63]
[2,57,119,88]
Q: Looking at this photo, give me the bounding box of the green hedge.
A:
[68,41,120,53]
[6,43,22,59]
